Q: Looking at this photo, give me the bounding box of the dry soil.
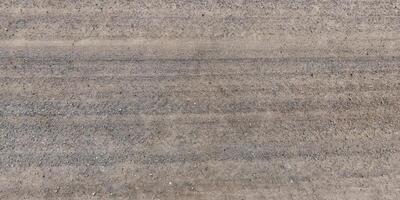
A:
[1,1,400,199]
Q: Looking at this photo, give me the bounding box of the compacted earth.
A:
[1,1,400,199]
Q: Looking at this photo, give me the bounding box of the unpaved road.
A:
[1,1,400,199]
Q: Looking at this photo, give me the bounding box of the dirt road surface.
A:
[1,1,400,199]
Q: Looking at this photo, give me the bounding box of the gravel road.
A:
[1,1,400,199]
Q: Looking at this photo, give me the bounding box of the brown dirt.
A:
[1,1,400,199]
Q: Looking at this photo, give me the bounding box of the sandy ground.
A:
[1,1,400,199]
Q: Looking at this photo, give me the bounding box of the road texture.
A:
[1,0,400,199]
